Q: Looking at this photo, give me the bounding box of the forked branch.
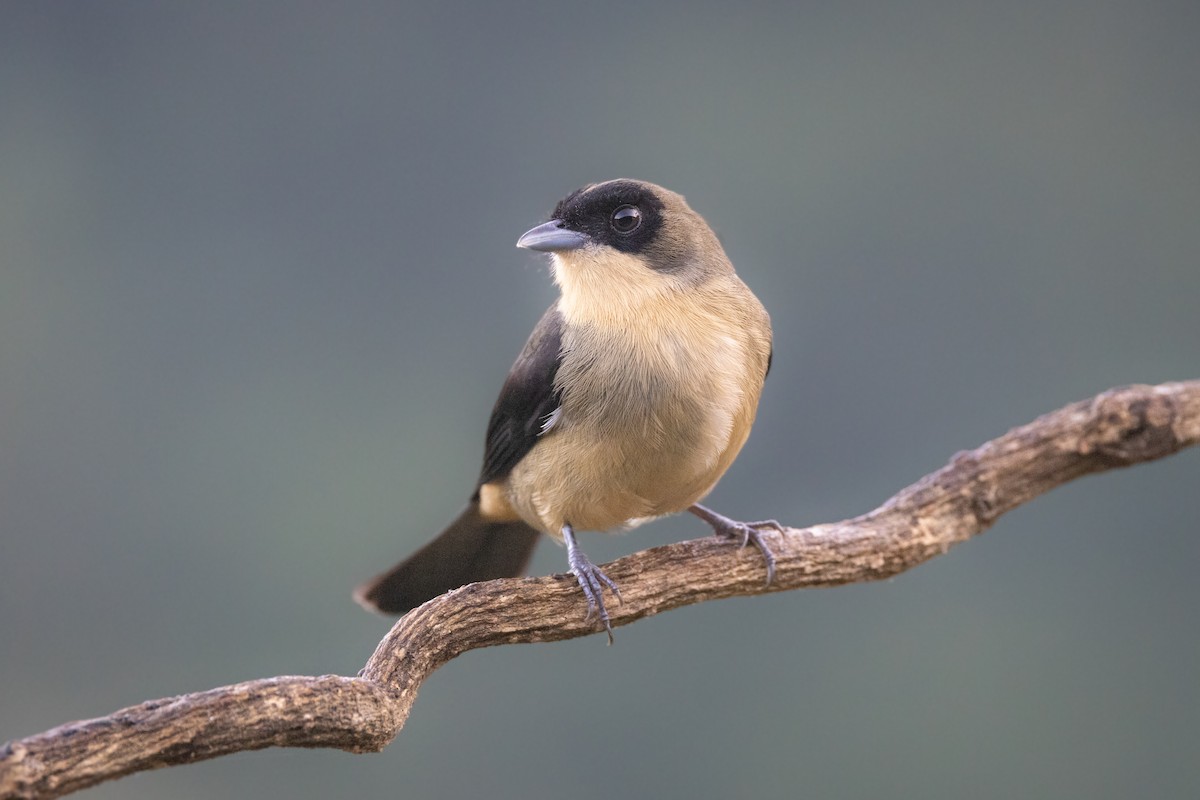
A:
[3,381,1198,800]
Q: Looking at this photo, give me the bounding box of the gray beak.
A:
[516,220,589,252]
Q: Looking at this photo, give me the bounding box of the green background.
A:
[3,2,1198,798]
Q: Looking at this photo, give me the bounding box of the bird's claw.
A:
[563,524,622,644]
[572,560,621,643]
[729,519,785,549]
[689,505,782,586]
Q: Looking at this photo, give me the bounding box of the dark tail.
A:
[354,503,540,615]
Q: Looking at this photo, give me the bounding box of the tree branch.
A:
[3,381,1198,800]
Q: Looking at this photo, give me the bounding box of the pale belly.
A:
[503,366,754,536]
[499,289,769,537]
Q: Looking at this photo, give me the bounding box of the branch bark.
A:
[3,381,1198,800]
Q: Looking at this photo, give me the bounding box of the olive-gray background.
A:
[3,2,1197,798]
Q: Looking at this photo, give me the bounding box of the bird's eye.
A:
[610,205,642,234]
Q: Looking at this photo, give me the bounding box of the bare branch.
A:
[3,381,1198,800]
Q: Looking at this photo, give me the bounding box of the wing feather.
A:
[477,305,564,486]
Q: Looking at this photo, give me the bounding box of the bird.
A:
[355,178,777,641]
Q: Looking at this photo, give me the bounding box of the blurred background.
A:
[2,2,1198,798]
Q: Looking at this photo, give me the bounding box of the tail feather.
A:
[354,503,540,615]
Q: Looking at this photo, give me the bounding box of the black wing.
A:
[477,305,564,487]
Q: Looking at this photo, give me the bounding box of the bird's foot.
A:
[688,503,782,585]
[562,524,621,644]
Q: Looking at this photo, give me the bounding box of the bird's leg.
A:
[562,523,621,644]
[688,503,782,585]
